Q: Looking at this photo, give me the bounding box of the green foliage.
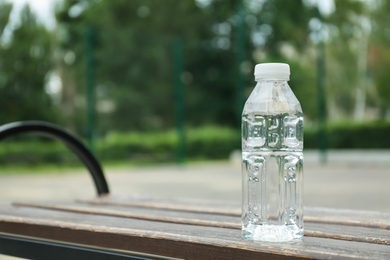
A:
[304,120,390,149]
[0,2,12,37]
[257,0,314,55]
[54,0,327,135]
[186,126,239,159]
[0,138,81,166]
[55,0,243,133]
[1,123,390,169]
[0,0,389,150]
[98,130,178,162]
[98,126,239,162]
[324,0,366,117]
[289,61,317,119]
[0,4,60,124]
[369,1,390,111]
[0,126,238,167]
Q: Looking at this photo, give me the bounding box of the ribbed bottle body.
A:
[241,80,304,242]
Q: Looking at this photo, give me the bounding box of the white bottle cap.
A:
[254,63,290,81]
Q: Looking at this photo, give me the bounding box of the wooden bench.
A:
[0,121,389,259]
[0,195,390,259]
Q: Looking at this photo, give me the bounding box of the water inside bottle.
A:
[242,112,303,242]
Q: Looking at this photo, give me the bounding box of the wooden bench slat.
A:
[1,205,390,259]
[304,223,390,245]
[79,195,390,230]
[13,202,241,229]
[77,196,242,216]
[10,201,390,246]
[305,207,390,230]
[6,203,390,245]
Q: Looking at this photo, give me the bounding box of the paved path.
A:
[0,150,389,213]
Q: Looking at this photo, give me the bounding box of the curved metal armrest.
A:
[0,121,109,196]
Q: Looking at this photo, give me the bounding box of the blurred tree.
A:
[247,0,318,120]
[0,1,12,37]
[369,0,390,117]
[324,0,366,120]
[55,0,389,135]
[56,0,245,133]
[0,4,58,124]
[257,0,313,56]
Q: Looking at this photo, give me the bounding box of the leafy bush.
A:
[0,140,80,166]
[98,130,177,163]
[186,126,239,159]
[0,122,389,168]
[304,120,390,149]
[98,126,239,162]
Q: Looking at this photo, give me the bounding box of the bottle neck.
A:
[255,79,288,83]
[255,78,289,82]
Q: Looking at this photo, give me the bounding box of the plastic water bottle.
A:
[241,63,303,242]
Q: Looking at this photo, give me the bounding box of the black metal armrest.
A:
[0,121,109,196]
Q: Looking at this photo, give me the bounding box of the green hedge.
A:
[304,120,390,149]
[98,126,239,162]
[0,122,389,167]
[0,126,239,166]
[98,130,178,163]
[0,141,80,166]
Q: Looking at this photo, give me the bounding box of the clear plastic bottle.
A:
[241,63,303,242]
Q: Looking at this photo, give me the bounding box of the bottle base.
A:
[242,224,303,242]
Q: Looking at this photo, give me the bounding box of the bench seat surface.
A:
[0,195,389,260]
